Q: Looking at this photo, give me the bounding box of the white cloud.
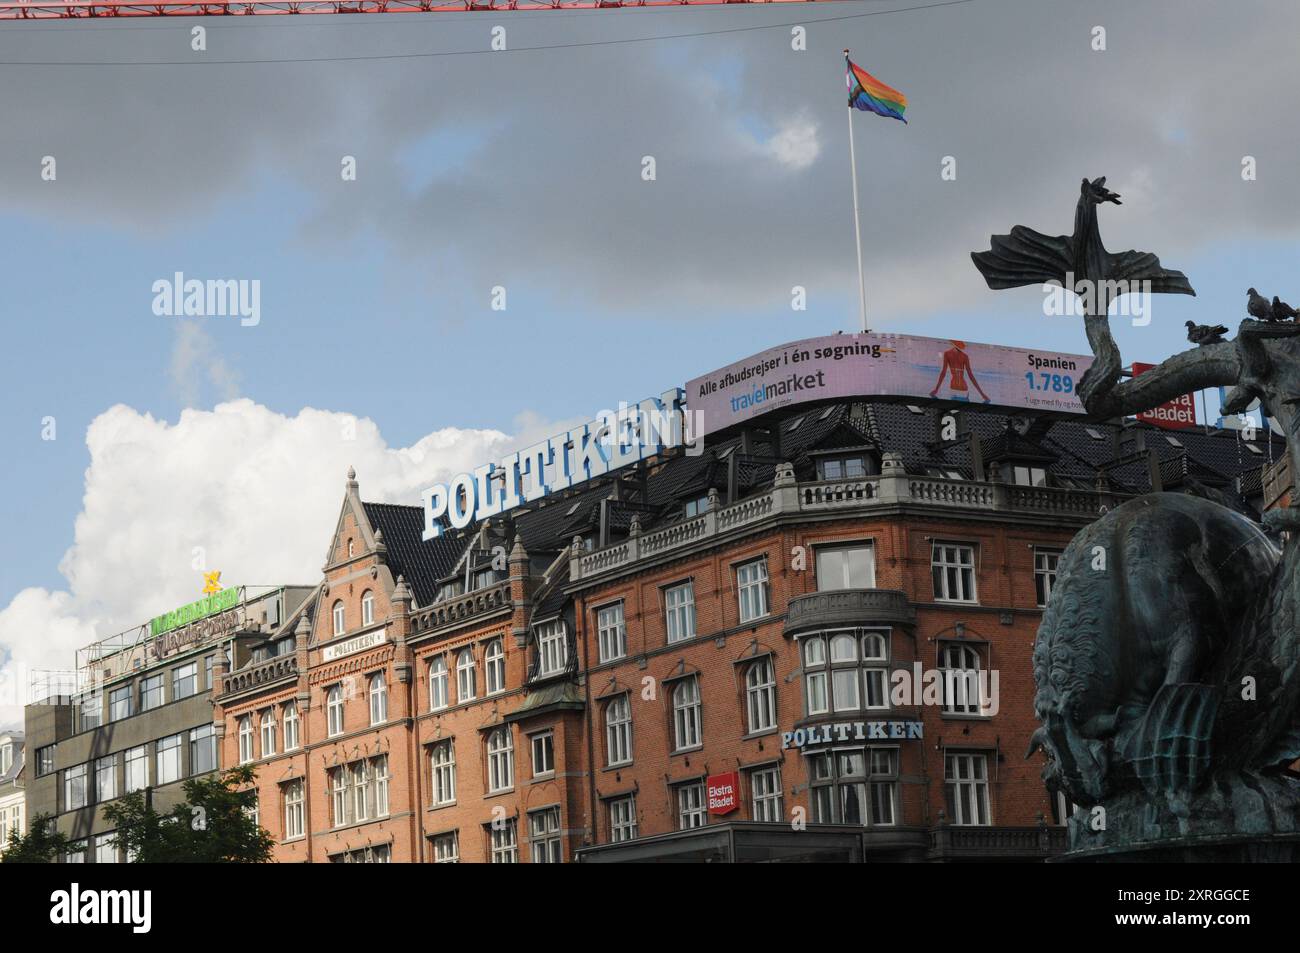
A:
[0,398,555,729]
[762,117,821,172]
[169,320,241,407]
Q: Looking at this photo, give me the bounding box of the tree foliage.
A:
[1,813,72,863]
[102,764,274,863]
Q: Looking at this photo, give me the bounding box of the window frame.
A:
[735,558,770,624]
[663,580,696,644]
[931,540,978,603]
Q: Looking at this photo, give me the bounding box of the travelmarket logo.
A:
[50,884,151,934]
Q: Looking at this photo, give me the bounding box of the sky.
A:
[1,0,1298,726]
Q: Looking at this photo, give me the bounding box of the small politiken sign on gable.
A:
[321,629,388,663]
[1131,361,1197,430]
[707,771,740,816]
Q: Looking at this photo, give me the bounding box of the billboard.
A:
[685,333,1094,437]
[1131,361,1196,430]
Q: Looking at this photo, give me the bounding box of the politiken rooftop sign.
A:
[685,333,1094,438]
[422,389,687,539]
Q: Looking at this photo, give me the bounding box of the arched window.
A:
[456,648,476,703]
[260,709,277,757]
[830,633,860,712]
[862,632,889,710]
[326,684,345,736]
[484,638,506,695]
[283,701,300,751]
[940,643,984,715]
[802,629,891,716]
[745,657,777,733]
[672,677,702,751]
[361,590,375,627]
[238,715,254,764]
[803,636,828,715]
[332,600,345,637]
[369,672,388,725]
[486,727,514,793]
[347,538,355,558]
[429,656,449,711]
[605,695,631,766]
[430,741,456,805]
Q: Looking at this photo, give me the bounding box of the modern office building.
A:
[23,585,312,862]
[0,732,25,856]
[208,334,1283,862]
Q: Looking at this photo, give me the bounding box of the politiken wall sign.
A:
[685,333,1094,438]
[782,720,924,751]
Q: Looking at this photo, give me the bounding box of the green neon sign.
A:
[149,587,239,637]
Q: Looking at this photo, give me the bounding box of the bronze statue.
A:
[974,180,1300,859]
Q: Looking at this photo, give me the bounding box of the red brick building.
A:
[213,396,1280,862]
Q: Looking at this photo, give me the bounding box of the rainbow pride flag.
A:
[846,56,907,123]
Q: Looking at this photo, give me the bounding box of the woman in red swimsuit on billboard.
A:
[930,340,991,403]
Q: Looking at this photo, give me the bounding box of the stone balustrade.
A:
[411,580,511,634]
[569,471,1118,582]
[222,654,297,697]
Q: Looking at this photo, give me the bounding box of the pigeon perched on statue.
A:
[1185,321,1229,346]
[1273,295,1299,321]
[1247,287,1278,321]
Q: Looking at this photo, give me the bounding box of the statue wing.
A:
[1105,249,1196,296]
[971,225,1072,289]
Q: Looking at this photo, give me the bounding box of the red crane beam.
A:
[0,0,839,19]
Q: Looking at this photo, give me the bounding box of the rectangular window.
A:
[677,782,706,830]
[332,767,350,827]
[536,621,568,678]
[664,581,696,643]
[816,544,876,591]
[124,745,148,793]
[284,779,305,840]
[95,754,118,803]
[932,542,978,603]
[432,832,459,863]
[64,763,88,810]
[109,685,133,722]
[205,654,215,690]
[945,752,991,826]
[672,676,702,751]
[1035,548,1062,607]
[609,796,638,843]
[736,559,770,623]
[260,711,277,758]
[94,834,118,864]
[373,756,390,818]
[531,730,555,778]
[870,749,898,826]
[190,724,217,775]
[155,734,183,785]
[140,674,165,711]
[529,807,562,863]
[596,603,627,663]
[352,760,372,822]
[751,766,784,822]
[36,745,56,778]
[490,819,518,863]
[172,662,198,701]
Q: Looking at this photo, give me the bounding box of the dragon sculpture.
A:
[974,178,1300,857]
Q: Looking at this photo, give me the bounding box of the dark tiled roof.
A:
[363,503,462,607]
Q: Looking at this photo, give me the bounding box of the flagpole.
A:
[845,49,869,334]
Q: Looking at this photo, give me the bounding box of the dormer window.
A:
[0,744,12,775]
[1011,466,1049,487]
[472,569,499,591]
[819,455,870,481]
[684,495,711,518]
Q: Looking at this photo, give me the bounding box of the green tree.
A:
[103,764,274,863]
[2,813,72,863]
